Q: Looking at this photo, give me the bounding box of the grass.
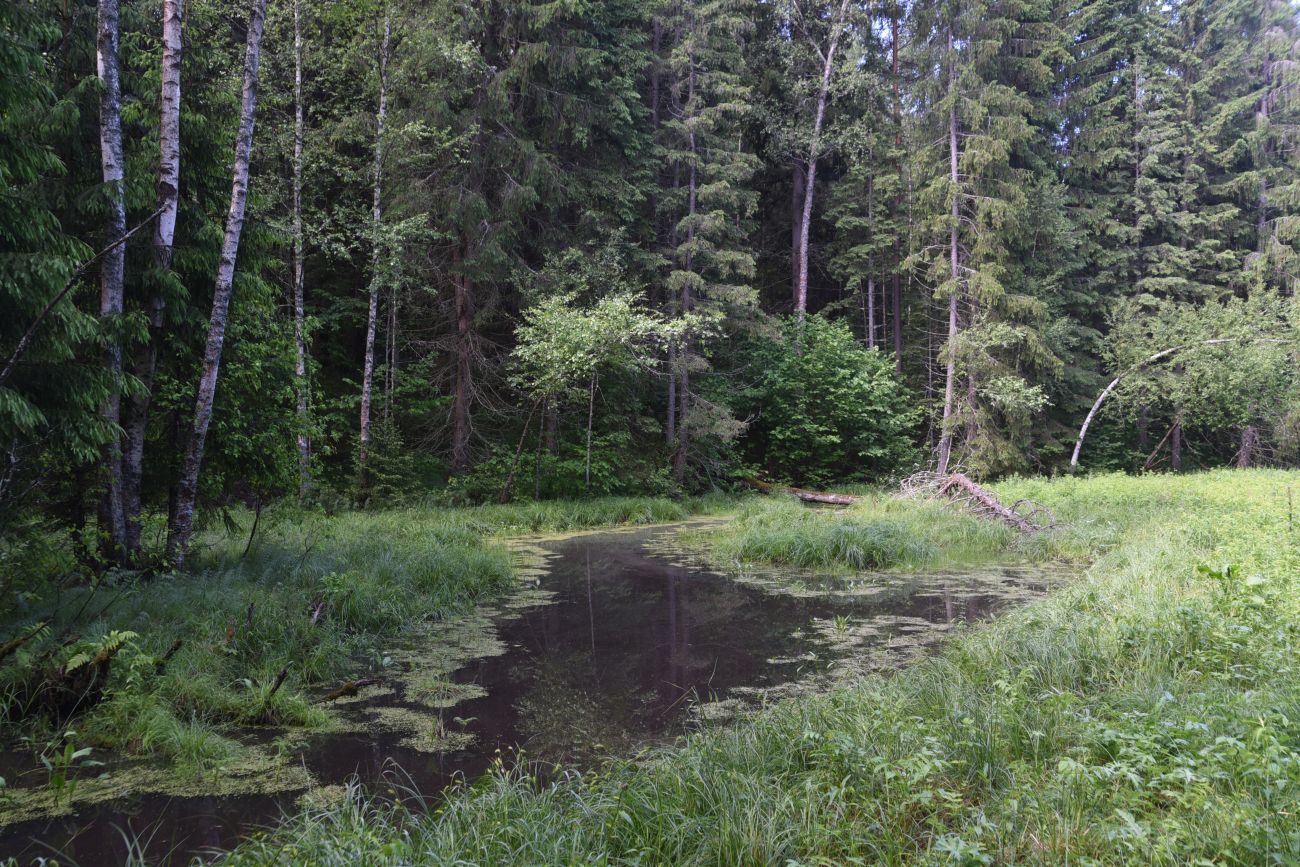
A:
[220,470,1300,865]
[687,492,1025,572]
[0,496,728,782]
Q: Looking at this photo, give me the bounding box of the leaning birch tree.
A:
[167,0,271,566]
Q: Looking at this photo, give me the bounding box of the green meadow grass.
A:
[0,496,727,775]
[221,471,1300,866]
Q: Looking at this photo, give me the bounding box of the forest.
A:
[4,0,1300,863]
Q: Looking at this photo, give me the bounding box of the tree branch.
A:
[0,206,165,391]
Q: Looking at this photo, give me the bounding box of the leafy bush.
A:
[739,316,918,487]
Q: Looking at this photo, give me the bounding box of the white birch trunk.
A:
[358,7,390,489]
[123,0,184,554]
[96,0,128,554]
[167,0,270,566]
[935,38,961,477]
[793,0,850,320]
[293,0,311,499]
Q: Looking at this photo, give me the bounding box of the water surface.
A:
[0,522,1054,865]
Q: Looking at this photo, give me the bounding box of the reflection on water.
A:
[0,523,1056,865]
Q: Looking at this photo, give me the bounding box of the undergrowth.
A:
[0,496,726,779]
[221,470,1300,866]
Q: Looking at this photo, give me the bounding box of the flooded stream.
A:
[0,522,1056,865]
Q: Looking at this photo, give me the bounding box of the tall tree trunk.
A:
[793,0,850,321]
[890,6,903,371]
[585,371,596,493]
[292,0,311,500]
[96,0,128,558]
[1170,418,1182,472]
[385,286,398,420]
[451,268,473,475]
[935,40,961,477]
[673,44,699,485]
[122,0,184,555]
[358,8,390,492]
[866,172,876,348]
[166,0,270,567]
[791,161,805,303]
[666,342,676,446]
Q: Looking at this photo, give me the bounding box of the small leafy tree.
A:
[742,315,917,487]
[508,290,678,496]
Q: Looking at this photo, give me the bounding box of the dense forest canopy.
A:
[4,0,1300,564]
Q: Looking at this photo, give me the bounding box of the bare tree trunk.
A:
[666,342,677,446]
[890,7,903,372]
[292,0,311,500]
[1237,424,1259,468]
[866,172,875,348]
[166,0,270,568]
[385,286,397,419]
[793,0,851,321]
[791,161,805,303]
[96,0,128,558]
[673,44,699,485]
[123,0,185,554]
[451,270,473,475]
[1170,418,1182,472]
[358,7,390,491]
[935,40,961,477]
[585,371,596,493]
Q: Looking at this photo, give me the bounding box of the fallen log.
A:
[936,474,1037,532]
[902,471,1054,533]
[315,677,379,704]
[745,478,861,505]
[0,621,48,665]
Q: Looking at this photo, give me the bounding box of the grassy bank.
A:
[686,494,1023,572]
[222,471,1300,865]
[0,496,725,779]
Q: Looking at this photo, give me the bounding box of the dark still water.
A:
[0,523,1053,865]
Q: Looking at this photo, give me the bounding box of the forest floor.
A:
[217,470,1300,866]
[0,496,731,801]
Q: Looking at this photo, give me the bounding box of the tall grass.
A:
[691,493,1021,572]
[0,496,723,775]
[223,471,1300,865]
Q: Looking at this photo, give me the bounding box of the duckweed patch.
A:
[222,471,1300,867]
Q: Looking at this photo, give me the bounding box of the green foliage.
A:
[222,470,1300,866]
[692,491,1018,573]
[741,316,917,486]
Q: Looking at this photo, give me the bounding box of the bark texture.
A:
[292,0,311,498]
[123,0,184,554]
[792,0,850,320]
[358,8,390,489]
[167,0,270,566]
[96,0,128,555]
[935,39,961,477]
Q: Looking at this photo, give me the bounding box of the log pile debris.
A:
[901,471,1055,533]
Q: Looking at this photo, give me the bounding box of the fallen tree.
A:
[902,471,1054,533]
[744,478,861,505]
[1070,337,1292,470]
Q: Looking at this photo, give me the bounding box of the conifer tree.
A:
[659,0,760,482]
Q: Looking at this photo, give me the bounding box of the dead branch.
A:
[744,478,861,505]
[0,621,48,665]
[901,471,1054,533]
[315,677,379,704]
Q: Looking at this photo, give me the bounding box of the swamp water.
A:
[0,522,1058,865]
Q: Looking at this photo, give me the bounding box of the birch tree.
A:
[96,0,128,556]
[357,6,390,492]
[292,0,311,498]
[167,0,271,566]
[122,0,184,555]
